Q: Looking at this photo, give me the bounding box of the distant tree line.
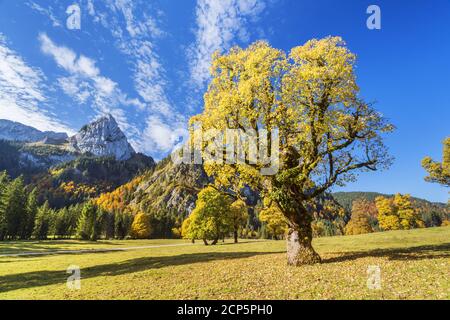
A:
[0,167,448,242]
[343,194,449,236]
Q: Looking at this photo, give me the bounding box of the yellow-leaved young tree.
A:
[130,212,152,239]
[375,194,424,231]
[189,37,393,265]
[183,187,232,245]
[344,199,374,235]
[345,202,373,235]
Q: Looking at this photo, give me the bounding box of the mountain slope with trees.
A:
[332,191,447,212]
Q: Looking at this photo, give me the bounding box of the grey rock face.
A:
[18,152,77,169]
[0,119,68,143]
[69,114,135,161]
[132,161,211,216]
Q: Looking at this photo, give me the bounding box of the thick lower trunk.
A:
[233,230,238,243]
[202,238,208,245]
[286,226,321,266]
[211,237,218,245]
[275,188,321,266]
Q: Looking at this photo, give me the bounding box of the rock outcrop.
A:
[69,114,135,161]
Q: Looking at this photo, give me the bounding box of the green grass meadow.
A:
[0,227,448,300]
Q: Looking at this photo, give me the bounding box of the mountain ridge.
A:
[1,114,138,163]
[0,119,68,143]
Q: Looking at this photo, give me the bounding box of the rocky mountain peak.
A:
[69,114,135,161]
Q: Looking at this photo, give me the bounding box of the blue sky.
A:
[0,0,448,202]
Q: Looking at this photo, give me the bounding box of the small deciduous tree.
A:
[345,199,373,235]
[183,187,232,245]
[130,212,152,239]
[181,216,194,242]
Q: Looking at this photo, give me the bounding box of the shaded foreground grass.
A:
[0,227,448,299]
[0,239,189,255]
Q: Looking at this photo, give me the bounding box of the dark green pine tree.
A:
[32,201,51,240]
[24,188,39,239]
[67,204,81,237]
[0,171,10,240]
[76,201,99,241]
[114,211,132,239]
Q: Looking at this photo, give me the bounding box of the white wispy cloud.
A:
[189,0,266,89]
[86,0,188,155]
[57,76,91,104]
[27,1,62,28]
[138,116,188,154]
[101,1,171,115]
[38,33,141,134]
[0,33,73,134]
[86,0,96,16]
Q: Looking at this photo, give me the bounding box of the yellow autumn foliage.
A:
[259,199,288,239]
[375,194,424,231]
[130,212,152,239]
[422,137,450,187]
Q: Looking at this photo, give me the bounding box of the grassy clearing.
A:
[0,227,448,300]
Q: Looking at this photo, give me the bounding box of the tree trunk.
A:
[233,230,238,243]
[277,192,321,266]
[202,238,208,245]
[286,225,321,266]
[211,237,218,245]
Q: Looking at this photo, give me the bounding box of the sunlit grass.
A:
[0,227,448,300]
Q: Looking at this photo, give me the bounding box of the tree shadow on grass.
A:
[322,243,450,264]
[0,240,124,255]
[0,251,281,293]
[218,240,270,246]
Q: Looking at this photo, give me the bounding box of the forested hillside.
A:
[32,153,155,208]
[333,191,447,212]
[333,191,449,228]
[0,140,77,178]
[95,156,349,239]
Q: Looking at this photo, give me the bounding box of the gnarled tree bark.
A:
[276,188,321,266]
